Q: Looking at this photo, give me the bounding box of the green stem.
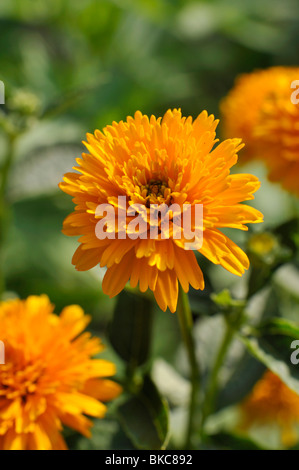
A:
[200,319,235,437]
[0,135,16,298]
[177,286,200,449]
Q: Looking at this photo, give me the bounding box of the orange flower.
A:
[240,370,299,447]
[59,109,263,312]
[221,66,299,194]
[0,295,121,450]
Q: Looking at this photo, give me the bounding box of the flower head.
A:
[60,109,263,312]
[0,295,121,450]
[221,66,299,194]
[240,370,299,447]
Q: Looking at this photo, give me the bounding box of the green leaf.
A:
[74,418,135,450]
[273,218,299,253]
[273,264,299,303]
[192,314,264,411]
[216,350,265,411]
[209,431,264,450]
[151,303,181,364]
[210,289,246,329]
[108,290,153,367]
[239,333,299,394]
[118,375,169,450]
[258,318,299,339]
[211,289,246,310]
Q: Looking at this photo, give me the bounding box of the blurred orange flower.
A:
[0,295,121,450]
[60,109,263,312]
[221,66,299,195]
[240,370,299,447]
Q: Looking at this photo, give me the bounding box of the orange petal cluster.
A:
[221,66,299,194]
[240,370,299,447]
[60,109,263,312]
[0,295,121,450]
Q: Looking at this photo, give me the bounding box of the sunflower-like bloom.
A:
[0,295,121,450]
[240,370,299,447]
[221,66,299,194]
[59,109,263,313]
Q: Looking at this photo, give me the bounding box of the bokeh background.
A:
[1,0,299,450]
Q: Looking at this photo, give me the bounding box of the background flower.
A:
[239,370,299,447]
[0,295,121,450]
[221,67,299,195]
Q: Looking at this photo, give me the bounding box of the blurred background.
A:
[1,0,299,449]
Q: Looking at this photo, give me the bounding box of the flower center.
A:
[143,179,172,206]
[0,360,45,401]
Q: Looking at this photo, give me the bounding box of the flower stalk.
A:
[177,286,200,449]
[200,303,245,439]
[200,320,235,436]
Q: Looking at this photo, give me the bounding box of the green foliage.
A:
[108,290,154,368]
[208,431,263,450]
[118,376,169,450]
[240,333,299,395]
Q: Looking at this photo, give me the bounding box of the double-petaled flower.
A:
[60,109,263,312]
[240,370,299,447]
[0,295,121,450]
[221,66,299,195]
